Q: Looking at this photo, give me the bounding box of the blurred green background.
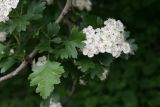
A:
[0,0,160,107]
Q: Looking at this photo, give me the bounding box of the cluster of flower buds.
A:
[82,18,132,58]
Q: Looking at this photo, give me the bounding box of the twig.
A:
[68,79,77,97]
[0,0,72,83]
[0,49,37,83]
[57,1,72,30]
[55,0,72,24]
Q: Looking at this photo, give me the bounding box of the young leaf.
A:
[28,61,64,99]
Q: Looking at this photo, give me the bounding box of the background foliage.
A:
[0,0,160,107]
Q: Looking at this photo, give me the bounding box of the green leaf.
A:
[52,37,62,44]
[36,38,54,53]
[27,1,46,20]
[36,43,53,53]
[47,23,60,37]
[0,15,30,33]
[76,58,95,72]
[0,44,6,52]
[55,41,79,59]
[0,58,16,73]
[69,26,85,43]
[0,44,6,60]
[28,61,64,99]
[90,65,104,79]
[98,54,113,67]
[55,27,85,59]
[82,14,103,28]
[121,91,138,107]
[0,21,15,33]
[13,16,30,32]
[0,1,46,33]
[85,97,98,107]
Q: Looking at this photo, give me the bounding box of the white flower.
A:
[46,0,54,5]
[82,18,132,58]
[122,42,131,54]
[79,79,86,85]
[73,0,92,11]
[0,32,7,42]
[111,45,121,58]
[82,48,94,58]
[0,0,19,22]
[49,101,62,107]
[40,101,62,107]
[1,51,4,54]
[10,0,19,9]
[36,56,47,66]
[23,50,26,53]
[99,69,109,81]
[9,49,14,55]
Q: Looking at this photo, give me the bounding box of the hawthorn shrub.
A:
[2,0,160,107]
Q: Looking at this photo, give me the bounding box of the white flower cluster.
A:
[73,0,92,11]
[0,32,7,42]
[82,18,131,58]
[36,56,47,66]
[0,0,19,22]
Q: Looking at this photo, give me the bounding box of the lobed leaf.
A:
[28,61,64,99]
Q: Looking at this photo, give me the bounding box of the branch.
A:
[57,1,72,30]
[0,49,37,83]
[0,0,72,83]
[55,0,72,24]
[68,79,77,97]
